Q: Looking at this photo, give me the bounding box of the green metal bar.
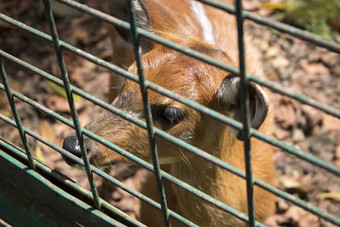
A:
[1,49,339,178]
[0,110,260,226]
[195,0,340,54]
[41,0,101,210]
[39,0,239,74]
[248,75,340,118]
[235,0,255,226]
[1,12,339,120]
[0,113,196,226]
[0,58,35,170]
[1,46,340,188]
[2,81,340,227]
[0,24,337,178]
[0,140,131,227]
[1,83,339,225]
[128,0,170,226]
[147,82,340,176]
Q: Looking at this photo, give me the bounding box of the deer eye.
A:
[155,106,186,125]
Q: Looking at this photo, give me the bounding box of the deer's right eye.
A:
[154,106,186,125]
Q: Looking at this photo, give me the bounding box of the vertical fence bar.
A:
[41,0,101,210]
[235,0,255,226]
[0,58,36,170]
[128,0,171,226]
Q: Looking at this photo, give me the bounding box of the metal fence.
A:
[0,0,339,226]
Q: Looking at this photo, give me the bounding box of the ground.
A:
[0,0,339,226]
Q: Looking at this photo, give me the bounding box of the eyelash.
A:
[155,106,186,125]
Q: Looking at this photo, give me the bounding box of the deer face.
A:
[62,40,269,168]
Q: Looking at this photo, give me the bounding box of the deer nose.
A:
[63,135,82,157]
[62,135,84,167]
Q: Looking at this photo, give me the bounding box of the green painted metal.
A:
[1,81,339,227]
[0,0,340,226]
[0,142,128,227]
[195,0,340,54]
[0,92,260,226]
[1,46,340,225]
[0,139,143,227]
[128,0,171,226]
[0,32,338,177]
[235,0,255,226]
[1,11,339,120]
[0,58,36,170]
[0,111,196,226]
[42,0,101,210]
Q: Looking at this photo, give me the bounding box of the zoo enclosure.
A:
[0,0,340,226]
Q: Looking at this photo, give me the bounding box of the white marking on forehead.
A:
[190,0,215,44]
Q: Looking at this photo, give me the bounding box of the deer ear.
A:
[217,75,269,140]
[108,0,152,51]
[108,0,185,51]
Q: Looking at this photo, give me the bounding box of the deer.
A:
[62,0,276,226]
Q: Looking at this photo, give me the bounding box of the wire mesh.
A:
[0,0,340,226]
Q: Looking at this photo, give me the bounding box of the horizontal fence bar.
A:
[0,58,36,170]
[1,47,338,181]
[0,138,134,227]
[195,0,340,54]
[1,12,339,120]
[1,45,340,189]
[53,1,340,118]
[128,1,171,225]
[42,0,101,210]
[248,75,340,118]
[1,80,339,225]
[0,111,262,226]
[145,82,340,176]
[0,114,197,227]
[3,2,332,123]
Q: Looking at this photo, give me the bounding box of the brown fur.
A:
[85,0,275,226]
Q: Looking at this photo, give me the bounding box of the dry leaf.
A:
[0,109,11,117]
[261,2,291,10]
[300,59,330,75]
[318,192,340,203]
[279,176,311,194]
[279,176,301,188]
[34,145,45,162]
[48,81,83,102]
[322,114,340,131]
[39,120,54,142]
[285,206,319,227]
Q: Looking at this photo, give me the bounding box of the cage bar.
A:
[0,58,36,170]
[1,12,339,120]
[128,0,171,225]
[234,0,255,226]
[1,48,340,225]
[41,0,101,210]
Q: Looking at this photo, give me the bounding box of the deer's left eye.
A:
[155,106,186,125]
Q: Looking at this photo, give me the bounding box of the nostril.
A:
[63,135,82,158]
